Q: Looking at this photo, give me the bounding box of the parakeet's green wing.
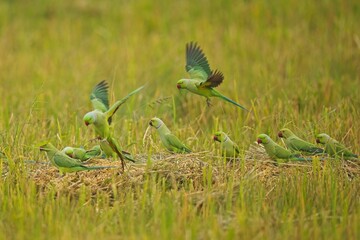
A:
[90,80,109,112]
[288,137,323,153]
[167,134,191,152]
[186,42,211,80]
[105,85,145,122]
[197,70,224,89]
[53,153,84,168]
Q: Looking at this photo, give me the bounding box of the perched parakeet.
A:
[83,80,143,169]
[278,128,324,154]
[316,133,358,159]
[176,42,248,111]
[257,134,308,161]
[40,143,115,174]
[213,131,240,158]
[149,117,191,153]
[62,145,103,162]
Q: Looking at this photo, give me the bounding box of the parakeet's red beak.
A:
[85,121,89,126]
[257,139,262,144]
[316,139,320,143]
[177,84,181,89]
[149,121,153,126]
[213,136,218,141]
[278,132,283,138]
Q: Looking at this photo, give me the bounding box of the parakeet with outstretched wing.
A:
[176,42,248,111]
[83,81,144,170]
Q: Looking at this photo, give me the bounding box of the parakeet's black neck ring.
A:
[155,123,163,129]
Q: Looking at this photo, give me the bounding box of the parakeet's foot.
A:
[206,99,212,107]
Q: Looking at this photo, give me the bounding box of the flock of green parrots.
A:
[30,42,357,174]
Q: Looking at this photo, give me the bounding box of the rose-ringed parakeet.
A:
[149,117,191,153]
[62,145,103,162]
[278,128,324,154]
[176,42,248,111]
[83,80,142,170]
[40,143,115,174]
[213,131,240,158]
[316,133,358,159]
[257,134,308,161]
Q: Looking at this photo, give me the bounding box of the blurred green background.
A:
[0,1,359,238]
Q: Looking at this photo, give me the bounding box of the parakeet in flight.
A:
[83,80,143,170]
[213,131,240,158]
[176,42,248,111]
[257,134,308,161]
[40,143,115,174]
[315,133,358,159]
[278,128,324,154]
[62,145,103,162]
[149,117,191,153]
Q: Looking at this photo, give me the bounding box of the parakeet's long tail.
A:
[215,93,249,111]
[308,147,325,154]
[123,152,136,162]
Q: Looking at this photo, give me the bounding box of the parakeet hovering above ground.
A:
[213,131,240,158]
[315,133,358,159]
[40,143,115,174]
[257,134,308,161]
[62,145,103,162]
[176,42,248,111]
[83,80,143,170]
[278,128,324,154]
[149,117,191,153]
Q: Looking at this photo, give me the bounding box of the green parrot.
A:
[62,145,103,162]
[278,128,324,154]
[257,134,308,161]
[176,42,248,111]
[213,131,240,158]
[83,80,143,169]
[316,133,358,159]
[40,143,116,174]
[149,117,191,153]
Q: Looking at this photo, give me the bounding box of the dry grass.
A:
[24,146,360,199]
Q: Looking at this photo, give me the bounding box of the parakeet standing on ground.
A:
[62,145,103,162]
[149,117,191,153]
[176,42,248,111]
[83,80,143,169]
[278,128,324,154]
[316,133,358,159]
[257,134,308,161]
[213,131,240,158]
[40,143,115,174]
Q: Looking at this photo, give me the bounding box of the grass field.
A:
[0,0,360,239]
